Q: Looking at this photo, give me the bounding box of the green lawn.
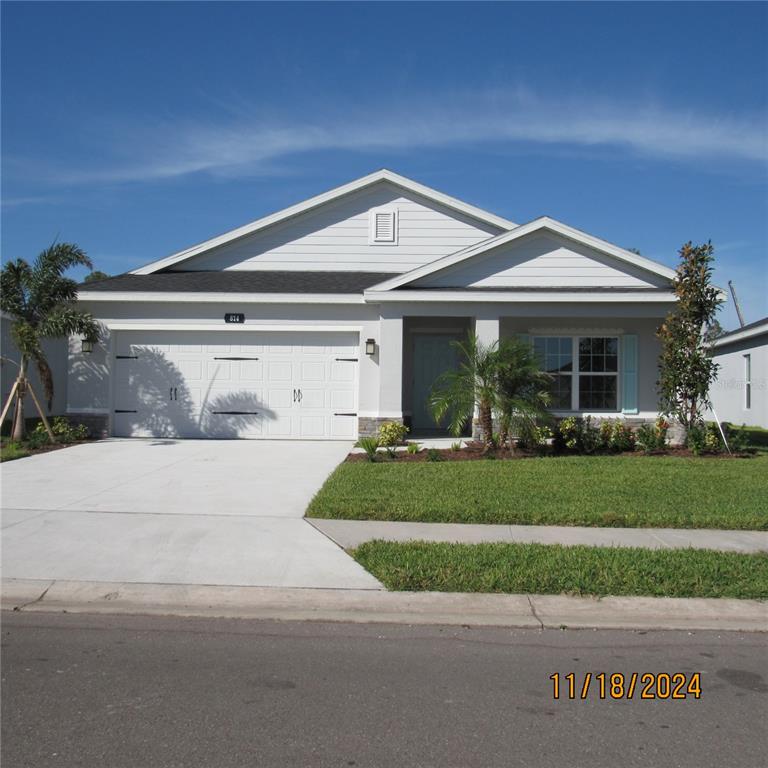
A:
[0,442,30,462]
[352,540,768,599]
[307,455,768,530]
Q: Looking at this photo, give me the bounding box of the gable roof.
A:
[710,317,768,348]
[366,217,677,293]
[130,169,517,276]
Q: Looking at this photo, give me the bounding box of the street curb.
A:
[3,579,766,631]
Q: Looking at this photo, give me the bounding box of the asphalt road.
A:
[2,612,766,768]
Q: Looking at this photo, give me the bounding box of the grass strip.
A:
[308,455,768,530]
[352,540,768,599]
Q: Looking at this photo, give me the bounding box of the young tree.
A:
[495,338,552,452]
[1,244,99,441]
[656,241,723,433]
[429,335,502,451]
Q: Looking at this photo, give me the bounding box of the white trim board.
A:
[78,291,365,304]
[368,217,677,292]
[105,323,364,333]
[130,170,517,275]
[363,290,677,303]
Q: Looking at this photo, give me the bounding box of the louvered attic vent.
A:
[370,208,398,244]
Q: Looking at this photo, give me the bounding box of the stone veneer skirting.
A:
[66,412,110,439]
[358,416,404,438]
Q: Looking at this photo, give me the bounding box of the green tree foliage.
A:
[0,243,99,440]
[656,241,723,431]
[429,335,551,451]
[83,270,110,283]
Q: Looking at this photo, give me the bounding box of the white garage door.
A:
[112,330,359,439]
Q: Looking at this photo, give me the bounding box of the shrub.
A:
[555,416,601,454]
[406,442,420,455]
[32,416,88,445]
[722,423,751,454]
[378,421,409,447]
[636,417,670,454]
[426,448,444,462]
[451,441,463,452]
[357,436,380,462]
[518,424,552,453]
[599,420,636,453]
[687,422,723,455]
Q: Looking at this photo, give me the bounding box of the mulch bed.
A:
[345,442,755,463]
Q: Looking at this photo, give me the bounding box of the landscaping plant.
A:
[429,334,551,452]
[406,442,420,455]
[357,436,380,462]
[657,241,723,439]
[494,337,552,452]
[377,421,409,447]
[636,417,670,454]
[429,334,502,451]
[0,243,99,441]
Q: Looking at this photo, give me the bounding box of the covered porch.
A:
[370,305,667,439]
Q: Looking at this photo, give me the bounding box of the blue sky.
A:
[2,1,766,328]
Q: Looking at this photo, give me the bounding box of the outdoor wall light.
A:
[81,338,94,354]
[365,338,376,355]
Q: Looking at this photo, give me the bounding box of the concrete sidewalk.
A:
[309,518,768,553]
[3,579,766,632]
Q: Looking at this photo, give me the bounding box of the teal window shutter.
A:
[621,334,638,414]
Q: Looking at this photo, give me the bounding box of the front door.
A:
[411,334,461,433]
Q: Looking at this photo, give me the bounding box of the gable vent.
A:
[370,208,398,244]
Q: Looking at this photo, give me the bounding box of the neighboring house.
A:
[709,318,768,428]
[69,169,678,440]
[1,312,69,424]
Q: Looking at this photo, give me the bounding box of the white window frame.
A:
[369,207,398,245]
[532,335,621,413]
[744,353,752,410]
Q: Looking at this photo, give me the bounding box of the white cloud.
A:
[13,89,768,185]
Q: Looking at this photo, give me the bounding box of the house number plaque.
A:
[224,313,245,324]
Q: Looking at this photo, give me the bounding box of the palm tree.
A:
[429,335,502,451]
[495,338,553,452]
[1,243,99,441]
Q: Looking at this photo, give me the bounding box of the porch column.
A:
[473,316,500,440]
[378,311,404,421]
[475,316,500,348]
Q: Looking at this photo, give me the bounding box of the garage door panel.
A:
[114,330,358,439]
[299,388,327,409]
[267,387,293,410]
[330,415,357,438]
[330,360,355,382]
[240,360,264,382]
[300,360,326,382]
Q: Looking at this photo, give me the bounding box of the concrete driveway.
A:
[1,439,381,590]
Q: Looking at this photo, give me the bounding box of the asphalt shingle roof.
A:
[79,271,396,294]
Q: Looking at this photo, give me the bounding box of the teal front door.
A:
[412,334,461,433]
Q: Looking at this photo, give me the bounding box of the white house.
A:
[68,169,679,440]
[709,318,768,428]
[1,312,69,424]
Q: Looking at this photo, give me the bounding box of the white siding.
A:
[414,232,670,289]
[174,182,503,273]
[1,315,69,421]
[709,334,768,428]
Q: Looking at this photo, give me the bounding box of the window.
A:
[533,337,572,409]
[578,337,618,410]
[532,336,619,411]
[744,354,752,409]
[370,208,397,244]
